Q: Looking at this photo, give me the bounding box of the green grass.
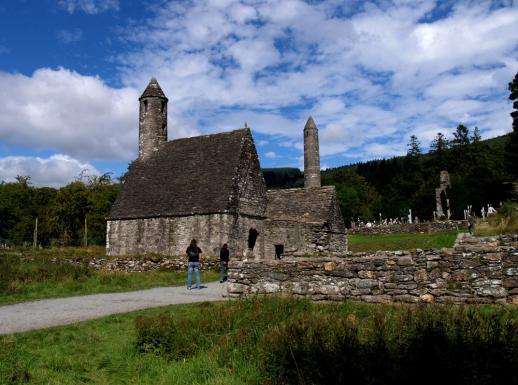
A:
[0,249,219,305]
[1,298,516,385]
[0,270,219,305]
[475,201,518,236]
[347,230,460,252]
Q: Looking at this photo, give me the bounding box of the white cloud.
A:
[56,28,83,44]
[264,151,277,159]
[115,0,518,161]
[0,68,139,161]
[2,0,517,177]
[362,142,406,159]
[0,154,100,187]
[58,0,119,14]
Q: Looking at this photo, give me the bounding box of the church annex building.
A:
[106,79,347,259]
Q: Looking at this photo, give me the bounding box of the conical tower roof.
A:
[304,116,317,130]
[140,77,168,100]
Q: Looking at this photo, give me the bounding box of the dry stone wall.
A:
[67,255,221,272]
[347,220,467,235]
[228,234,518,304]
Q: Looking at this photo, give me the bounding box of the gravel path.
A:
[0,281,228,335]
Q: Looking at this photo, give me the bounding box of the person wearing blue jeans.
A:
[186,239,203,289]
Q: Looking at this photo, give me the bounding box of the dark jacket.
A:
[186,246,202,262]
[220,248,229,263]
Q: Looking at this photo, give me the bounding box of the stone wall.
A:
[107,213,265,258]
[227,234,518,304]
[67,255,221,272]
[263,220,347,259]
[347,220,466,235]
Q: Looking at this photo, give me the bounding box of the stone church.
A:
[106,78,347,259]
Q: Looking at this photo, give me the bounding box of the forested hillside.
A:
[266,130,517,226]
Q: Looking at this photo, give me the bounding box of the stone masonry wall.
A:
[263,220,347,259]
[107,214,233,256]
[347,220,467,235]
[107,213,266,259]
[66,255,221,272]
[228,234,518,304]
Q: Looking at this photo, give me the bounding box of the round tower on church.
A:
[303,116,321,188]
[138,78,168,160]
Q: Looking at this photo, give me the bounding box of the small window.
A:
[161,100,166,113]
[143,100,148,113]
[274,244,284,259]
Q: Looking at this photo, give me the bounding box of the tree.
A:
[471,126,481,144]
[48,181,89,246]
[406,135,421,157]
[15,175,31,186]
[509,71,518,131]
[451,124,470,147]
[506,71,518,179]
[430,132,450,171]
[322,169,381,226]
[430,132,448,152]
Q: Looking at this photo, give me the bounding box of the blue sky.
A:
[0,0,517,187]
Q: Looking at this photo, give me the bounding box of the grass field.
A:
[1,297,516,385]
[0,248,218,305]
[347,230,460,252]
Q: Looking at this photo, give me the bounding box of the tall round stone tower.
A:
[303,116,321,188]
[138,78,168,160]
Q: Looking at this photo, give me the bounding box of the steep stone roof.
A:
[304,116,317,130]
[108,128,253,220]
[266,186,343,229]
[140,78,168,100]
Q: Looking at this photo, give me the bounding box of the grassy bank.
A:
[1,298,517,385]
[347,230,460,252]
[475,202,518,236]
[0,249,218,305]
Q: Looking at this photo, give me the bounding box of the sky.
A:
[0,0,517,187]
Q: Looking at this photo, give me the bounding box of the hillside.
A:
[263,132,516,225]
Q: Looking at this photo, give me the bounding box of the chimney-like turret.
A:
[303,116,321,188]
[138,78,168,160]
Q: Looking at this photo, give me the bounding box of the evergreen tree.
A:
[451,124,470,147]
[506,71,518,179]
[471,126,481,144]
[406,135,421,157]
[430,132,448,152]
[510,72,518,131]
[430,132,449,171]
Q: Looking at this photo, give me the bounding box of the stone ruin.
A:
[106,78,347,259]
[435,170,451,220]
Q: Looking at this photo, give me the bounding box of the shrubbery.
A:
[265,305,518,385]
[0,252,92,296]
[135,298,518,385]
[477,201,518,235]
